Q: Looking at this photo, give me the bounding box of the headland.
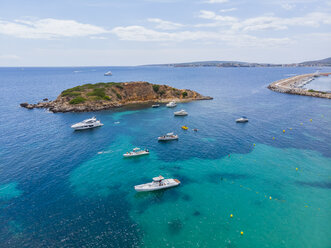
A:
[20,81,213,113]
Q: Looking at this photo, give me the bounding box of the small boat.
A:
[104,71,112,76]
[236,116,249,123]
[71,116,103,130]
[193,128,198,132]
[123,147,149,157]
[134,175,180,192]
[182,126,188,130]
[152,104,160,108]
[174,109,188,116]
[158,132,178,141]
[166,101,177,108]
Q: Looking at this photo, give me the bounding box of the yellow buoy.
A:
[230,214,233,218]
[296,168,298,171]
[269,196,272,200]
[300,123,303,125]
[310,119,312,122]
[273,137,275,140]
[241,231,244,235]
[253,143,255,146]
[283,130,285,133]
[289,128,292,130]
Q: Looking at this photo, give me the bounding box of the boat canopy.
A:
[133,147,140,151]
[153,175,164,182]
[166,132,174,136]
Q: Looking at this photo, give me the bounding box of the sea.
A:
[0,66,330,248]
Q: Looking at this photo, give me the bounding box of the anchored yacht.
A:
[174,109,188,116]
[166,101,177,108]
[236,116,249,123]
[71,116,103,130]
[134,175,180,192]
[123,148,149,158]
[158,132,178,141]
[104,71,112,76]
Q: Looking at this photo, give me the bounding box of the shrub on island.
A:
[69,96,86,104]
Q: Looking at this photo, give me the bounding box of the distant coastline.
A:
[268,73,331,99]
[143,57,331,68]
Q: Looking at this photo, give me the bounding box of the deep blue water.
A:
[0,66,330,247]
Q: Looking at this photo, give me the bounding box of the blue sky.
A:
[0,0,330,66]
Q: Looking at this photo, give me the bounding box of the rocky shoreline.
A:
[267,73,331,99]
[20,81,213,113]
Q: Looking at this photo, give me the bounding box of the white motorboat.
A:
[123,148,149,158]
[166,101,177,108]
[174,109,188,116]
[71,116,103,130]
[236,116,249,123]
[158,132,178,141]
[104,71,112,76]
[152,104,160,108]
[134,175,180,192]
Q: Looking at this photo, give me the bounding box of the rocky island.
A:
[20,81,213,113]
[268,73,331,99]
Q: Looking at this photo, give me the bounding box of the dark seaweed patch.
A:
[206,172,251,184]
[295,181,331,189]
[168,219,183,235]
[171,173,196,185]
[193,210,201,216]
[182,194,192,201]
[135,189,181,214]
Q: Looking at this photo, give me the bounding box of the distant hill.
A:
[298,57,331,66]
[144,57,331,67]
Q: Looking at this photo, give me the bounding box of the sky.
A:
[0,0,331,66]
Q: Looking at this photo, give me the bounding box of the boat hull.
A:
[158,137,178,141]
[134,180,180,192]
[123,152,149,157]
[71,123,103,130]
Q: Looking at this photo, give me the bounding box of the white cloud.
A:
[220,8,237,13]
[204,0,228,3]
[196,10,331,31]
[281,3,295,10]
[0,18,108,39]
[111,25,291,47]
[147,18,184,30]
[0,54,20,60]
[198,10,238,22]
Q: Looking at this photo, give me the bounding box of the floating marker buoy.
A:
[241,231,244,235]
[273,137,275,140]
[310,119,312,122]
[289,128,292,130]
[296,168,298,171]
[230,214,233,218]
[269,196,272,200]
[300,123,303,125]
[283,130,285,133]
[253,143,255,146]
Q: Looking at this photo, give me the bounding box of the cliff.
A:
[20,81,213,113]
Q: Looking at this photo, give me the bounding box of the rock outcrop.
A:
[21,81,213,113]
[268,73,331,99]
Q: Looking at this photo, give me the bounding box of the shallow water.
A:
[0,66,330,247]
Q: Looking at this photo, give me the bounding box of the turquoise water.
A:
[0,66,330,247]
